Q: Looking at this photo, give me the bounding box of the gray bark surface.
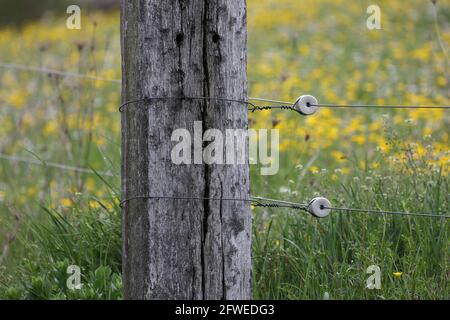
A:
[121,0,251,299]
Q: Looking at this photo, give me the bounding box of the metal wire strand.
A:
[248,105,294,112]
[119,195,448,219]
[313,103,450,109]
[0,153,113,177]
[119,195,308,211]
[0,62,122,83]
[119,96,450,113]
[3,61,449,217]
[118,96,296,113]
[323,206,450,219]
[2,62,449,110]
[245,98,450,110]
[118,97,254,112]
[253,202,307,210]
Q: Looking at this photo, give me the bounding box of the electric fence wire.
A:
[119,195,450,219]
[0,62,122,83]
[1,62,449,219]
[323,206,449,219]
[0,153,447,219]
[0,153,113,177]
[118,96,294,113]
[118,96,450,113]
[1,62,449,110]
[118,195,307,210]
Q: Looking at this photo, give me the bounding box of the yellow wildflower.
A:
[43,121,58,136]
[331,150,346,163]
[26,187,38,197]
[8,92,26,109]
[351,135,365,145]
[85,178,96,192]
[89,200,101,209]
[309,166,320,174]
[61,198,73,207]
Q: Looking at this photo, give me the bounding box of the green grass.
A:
[0,186,122,299]
[251,161,449,299]
[1,147,448,299]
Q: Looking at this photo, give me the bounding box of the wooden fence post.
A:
[121,0,251,299]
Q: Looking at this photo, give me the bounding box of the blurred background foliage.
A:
[0,0,118,27]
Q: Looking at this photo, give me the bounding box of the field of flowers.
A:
[0,0,448,299]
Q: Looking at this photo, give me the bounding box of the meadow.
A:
[0,0,448,299]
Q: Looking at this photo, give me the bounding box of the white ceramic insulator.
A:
[294,95,318,115]
[307,197,331,218]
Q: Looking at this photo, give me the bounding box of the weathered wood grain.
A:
[121,0,251,300]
